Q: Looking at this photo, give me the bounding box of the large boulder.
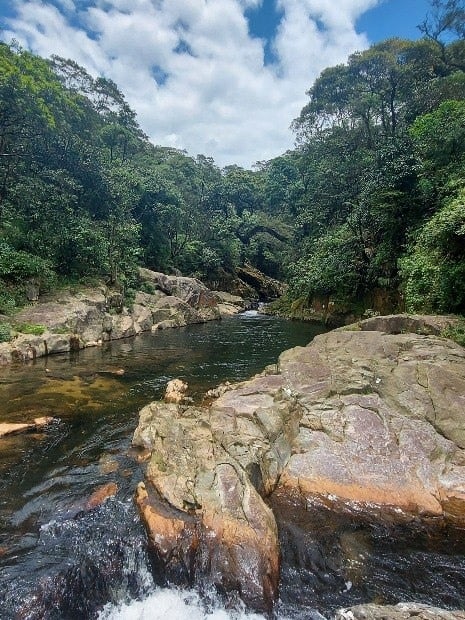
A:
[139,268,218,312]
[132,318,465,612]
[215,329,465,524]
[150,296,205,329]
[132,402,279,612]
[213,291,248,316]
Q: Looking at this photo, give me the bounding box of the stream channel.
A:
[0,312,464,619]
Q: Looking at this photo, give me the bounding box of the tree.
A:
[400,191,465,313]
[419,0,465,42]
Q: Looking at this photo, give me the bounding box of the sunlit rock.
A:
[335,602,465,619]
[164,379,188,404]
[133,401,279,612]
[0,416,54,438]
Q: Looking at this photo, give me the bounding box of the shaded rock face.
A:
[236,264,285,301]
[133,324,465,611]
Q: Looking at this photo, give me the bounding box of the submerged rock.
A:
[85,482,118,510]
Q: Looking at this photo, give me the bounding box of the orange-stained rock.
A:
[133,402,280,612]
[134,482,197,570]
[133,317,465,613]
[85,482,118,510]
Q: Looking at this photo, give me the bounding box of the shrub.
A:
[0,322,12,343]
[442,319,465,347]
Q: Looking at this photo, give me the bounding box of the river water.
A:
[0,313,464,619]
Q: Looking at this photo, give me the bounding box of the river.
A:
[0,313,464,619]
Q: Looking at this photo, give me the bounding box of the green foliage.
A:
[139,281,156,295]
[13,323,46,336]
[0,285,17,315]
[2,25,465,320]
[399,193,465,313]
[288,225,365,301]
[0,242,56,287]
[441,319,465,347]
[0,322,12,343]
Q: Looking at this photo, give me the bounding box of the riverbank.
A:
[0,268,249,366]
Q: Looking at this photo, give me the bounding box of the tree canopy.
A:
[1,0,465,318]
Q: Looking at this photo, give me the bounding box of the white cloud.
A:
[2,0,379,167]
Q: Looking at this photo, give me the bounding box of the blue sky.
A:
[0,1,435,166]
[357,0,431,42]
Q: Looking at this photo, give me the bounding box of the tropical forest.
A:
[0,2,464,326]
[1,1,465,619]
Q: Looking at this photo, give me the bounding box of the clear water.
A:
[0,314,464,619]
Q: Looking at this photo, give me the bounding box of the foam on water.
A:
[98,588,273,620]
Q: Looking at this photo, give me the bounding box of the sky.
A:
[0,0,432,168]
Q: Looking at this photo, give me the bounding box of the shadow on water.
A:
[0,315,464,618]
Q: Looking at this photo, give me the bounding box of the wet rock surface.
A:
[133,319,465,611]
[133,401,279,612]
[334,603,465,619]
[0,416,54,438]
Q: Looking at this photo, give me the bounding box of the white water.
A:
[98,588,275,620]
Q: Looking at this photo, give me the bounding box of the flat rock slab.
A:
[334,602,465,619]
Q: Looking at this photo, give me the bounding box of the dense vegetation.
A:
[0,41,290,313]
[0,0,464,318]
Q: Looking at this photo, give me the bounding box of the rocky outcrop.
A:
[236,328,465,523]
[335,603,465,619]
[357,313,460,336]
[213,291,249,316]
[132,318,465,611]
[202,265,285,302]
[132,402,279,612]
[0,270,234,365]
[236,264,285,300]
[139,269,220,321]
